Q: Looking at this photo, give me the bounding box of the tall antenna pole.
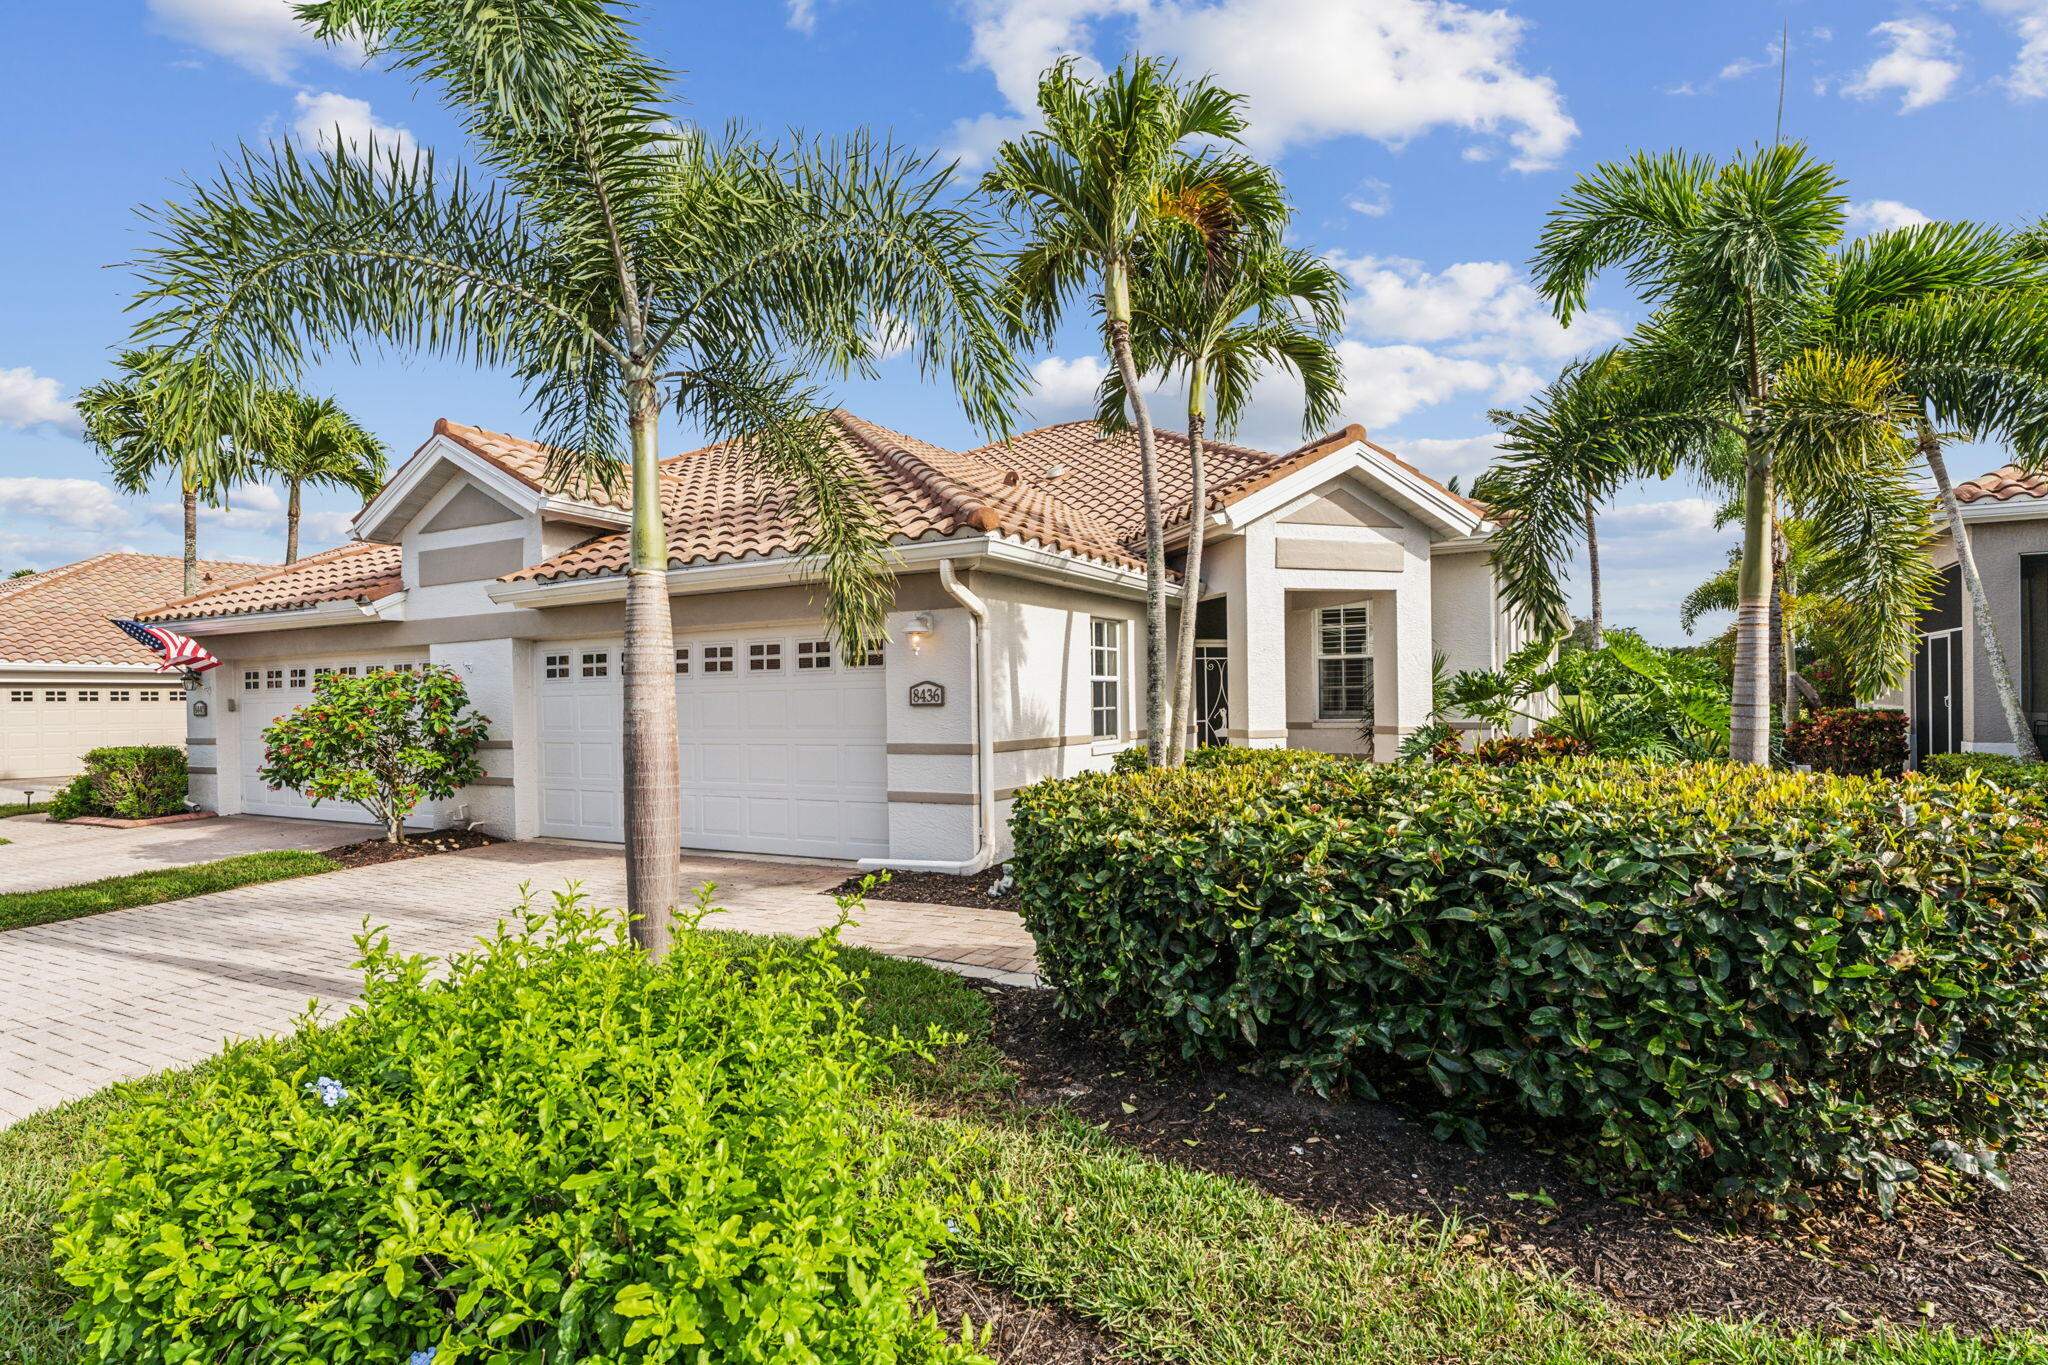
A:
[1775,20,1789,145]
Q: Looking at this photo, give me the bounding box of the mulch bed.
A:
[926,1264,1134,1362]
[322,829,501,869]
[835,865,1016,909]
[982,986,2048,1338]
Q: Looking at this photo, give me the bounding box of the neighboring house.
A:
[138,413,1529,865]
[1908,465,2048,761]
[0,553,273,781]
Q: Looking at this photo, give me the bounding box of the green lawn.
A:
[2,933,2040,1365]
[0,803,46,819]
[0,851,339,933]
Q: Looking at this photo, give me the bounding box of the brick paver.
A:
[0,840,1039,1126]
[0,812,368,894]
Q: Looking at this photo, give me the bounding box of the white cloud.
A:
[1602,497,1721,534]
[0,367,78,431]
[0,478,130,530]
[1846,198,1933,234]
[1979,0,2048,96]
[1345,178,1392,217]
[146,0,349,82]
[786,0,831,32]
[947,0,1575,170]
[1024,354,1109,419]
[1332,253,1623,364]
[1331,342,1502,429]
[1387,433,1506,480]
[291,90,416,159]
[1843,18,1962,111]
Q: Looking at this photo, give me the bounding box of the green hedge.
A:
[53,892,984,1364]
[1011,751,2048,1208]
[1923,751,2048,802]
[51,747,188,821]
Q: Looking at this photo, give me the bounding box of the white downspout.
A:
[857,557,998,876]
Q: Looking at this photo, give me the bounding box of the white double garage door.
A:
[537,629,888,860]
[236,654,431,824]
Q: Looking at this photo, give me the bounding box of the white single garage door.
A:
[1,681,190,779]
[535,629,888,860]
[237,655,430,823]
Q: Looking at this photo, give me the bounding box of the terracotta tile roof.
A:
[507,412,1145,583]
[137,543,403,622]
[0,553,274,665]
[1955,465,2048,504]
[434,419,632,511]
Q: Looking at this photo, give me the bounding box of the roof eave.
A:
[144,591,408,636]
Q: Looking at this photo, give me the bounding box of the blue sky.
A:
[3,0,2046,642]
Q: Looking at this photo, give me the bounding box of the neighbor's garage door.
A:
[237,655,430,822]
[535,629,887,859]
[0,681,189,780]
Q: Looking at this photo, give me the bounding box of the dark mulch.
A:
[983,985,2048,1337]
[322,829,501,869]
[926,1264,1135,1362]
[835,865,1015,909]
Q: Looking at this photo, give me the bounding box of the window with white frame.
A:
[169,689,187,702]
[77,690,100,702]
[266,669,284,689]
[109,690,130,702]
[289,668,306,688]
[544,653,570,680]
[1315,604,1373,720]
[844,638,884,667]
[44,691,65,702]
[748,641,783,672]
[244,670,260,691]
[702,644,735,674]
[580,651,608,678]
[1089,617,1123,739]
[796,639,832,670]
[9,690,30,702]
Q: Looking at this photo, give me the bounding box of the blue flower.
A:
[409,1351,437,1365]
[304,1076,349,1109]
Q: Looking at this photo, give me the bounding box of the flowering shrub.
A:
[258,664,487,841]
[53,889,985,1364]
[46,774,101,821]
[1782,706,1908,777]
[1012,751,2048,1210]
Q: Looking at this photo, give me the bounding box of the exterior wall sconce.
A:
[905,611,936,654]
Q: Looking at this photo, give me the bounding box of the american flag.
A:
[110,619,222,674]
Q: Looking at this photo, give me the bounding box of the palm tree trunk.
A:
[1921,419,2041,761]
[285,477,302,565]
[1731,444,1776,765]
[1106,262,1168,764]
[180,456,198,598]
[1583,492,1603,650]
[621,382,681,954]
[1168,365,1209,767]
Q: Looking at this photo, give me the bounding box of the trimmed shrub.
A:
[1470,733,1589,765]
[81,745,187,818]
[53,891,984,1364]
[1923,751,2048,802]
[1011,753,2048,1208]
[46,774,101,821]
[1783,707,1908,777]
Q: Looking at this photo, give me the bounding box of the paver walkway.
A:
[0,840,1039,1126]
[0,812,367,894]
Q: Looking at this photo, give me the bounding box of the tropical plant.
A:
[1100,232,1345,765]
[1441,630,1730,761]
[257,664,488,843]
[1521,145,1946,763]
[124,0,1023,948]
[75,348,256,597]
[250,390,388,562]
[982,55,1284,765]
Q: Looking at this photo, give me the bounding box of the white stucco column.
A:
[1222,525,1288,748]
[430,638,521,838]
[1371,580,1433,763]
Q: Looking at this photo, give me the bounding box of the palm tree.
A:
[76,349,255,597]
[126,0,1022,952]
[982,56,1283,765]
[251,390,388,563]
[1527,146,1943,761]
[1099,233,1345,764]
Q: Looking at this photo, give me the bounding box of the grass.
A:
[0,850,338,932]
[3,925,2042,1365]
[0,804,44,819]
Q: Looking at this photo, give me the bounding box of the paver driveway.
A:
[0,839,1039,1126]
[0,812,367,894]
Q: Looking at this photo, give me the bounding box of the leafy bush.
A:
[1110,744,1152,774]
[53,890,984,1364]
[1783,707,1908,777]
[1470,732,1589,765]
[1011,753,2048,1209]
[1923,751,2048,802]
[258,663,488,842]
[46,775,100,821]
[81,745,187,818]
[1445,630,1730,761]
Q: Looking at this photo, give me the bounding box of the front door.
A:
[1912,628,1962,762]
[1194,641,1228,749]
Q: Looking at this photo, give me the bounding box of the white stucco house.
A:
[137,412,1528,868]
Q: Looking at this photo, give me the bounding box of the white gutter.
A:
[859,557,999,877]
